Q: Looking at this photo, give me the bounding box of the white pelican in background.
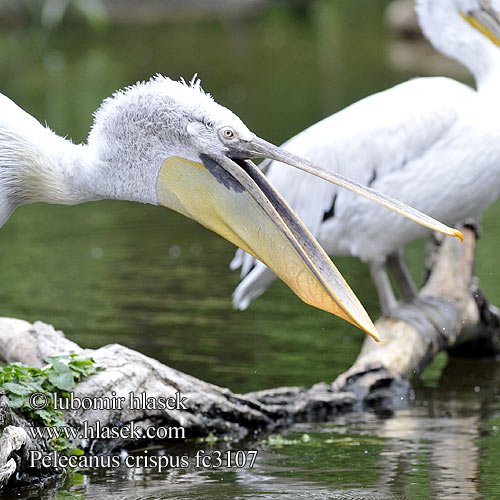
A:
[231,0,500,316]
[0,75,460,340]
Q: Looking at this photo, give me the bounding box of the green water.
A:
[1,1,500,498]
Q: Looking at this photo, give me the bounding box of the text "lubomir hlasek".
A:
[29,391,188,411]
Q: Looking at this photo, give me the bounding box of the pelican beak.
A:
[229,136,463,240]
[461,4,500,47]
[157,154,379,340]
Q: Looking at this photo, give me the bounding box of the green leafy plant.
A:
[0,353,103,453]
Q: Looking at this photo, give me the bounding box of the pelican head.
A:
[417,0,500,87]
[83,75,380,337]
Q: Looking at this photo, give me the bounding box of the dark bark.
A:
[0,393,62,489]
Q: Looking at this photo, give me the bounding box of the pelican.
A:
[230,0,500,317]
[0,75,460,340]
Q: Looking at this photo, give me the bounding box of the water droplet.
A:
[190,243,202,255]
[169,245,181,258]
[91,247,103,260]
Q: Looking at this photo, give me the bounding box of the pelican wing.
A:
[231,76,475,310]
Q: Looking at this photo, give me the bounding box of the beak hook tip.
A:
[361,326,380,342]
[454,229,464,242]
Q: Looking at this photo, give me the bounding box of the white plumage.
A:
[231,0,500,312]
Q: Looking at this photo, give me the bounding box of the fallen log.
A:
[332,227,500,403]
[0,320,358,452]
[0,226,498,489]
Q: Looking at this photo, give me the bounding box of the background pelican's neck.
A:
[417,0,500,91]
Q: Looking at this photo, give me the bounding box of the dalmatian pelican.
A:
[231,0,497,316]
[0,75,460,340]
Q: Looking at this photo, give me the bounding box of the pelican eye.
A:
[219,127,237,141]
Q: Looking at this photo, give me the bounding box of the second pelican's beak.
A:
[461,3,500,48]
[230,136,463,240]
[157,154,379,340]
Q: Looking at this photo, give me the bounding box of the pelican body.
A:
[0,75,460,340]
[231,0,500,314]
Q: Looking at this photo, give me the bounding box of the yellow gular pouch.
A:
[461,10,500,47]
[156,156,254,255]
[156,156,378,340]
